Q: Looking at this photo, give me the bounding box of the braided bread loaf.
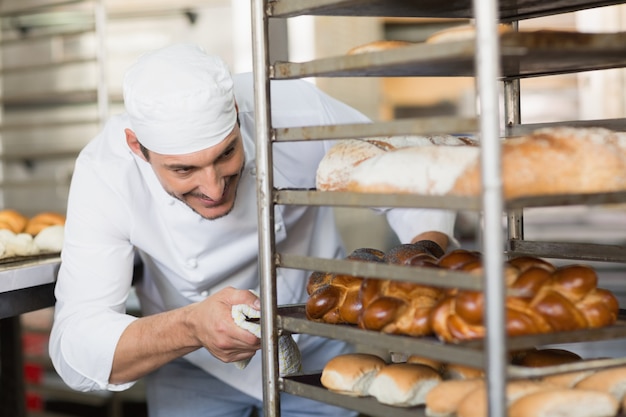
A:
[430,257,620,343]
[305,241,444,330]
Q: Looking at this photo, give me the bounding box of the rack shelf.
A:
[267,0,626,21]
[272,31,626,80]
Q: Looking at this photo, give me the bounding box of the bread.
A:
[320,127,626,199]
[367,363,442,407]
[507,388,619,417]
[426,23,513,44]
[541,369,595,388]
[574,365,626,403]
[320,353,387,396]
[430,262,620,343]
[405,355,446,375]
[33,224,65,253]
[513,348,582,368]
[0,209,28,234]
[346,40,414,55]
[316,135,477,192]
[425,379,484,417]
[358,242,446,336]
[24,211,66,236]
[456,380,550,417]
[305,247,384,324]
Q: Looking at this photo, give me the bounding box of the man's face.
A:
[144,125,246,220]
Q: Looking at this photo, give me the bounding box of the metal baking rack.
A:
[251,0,626,416]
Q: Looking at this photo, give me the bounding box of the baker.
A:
[49,42,457,417]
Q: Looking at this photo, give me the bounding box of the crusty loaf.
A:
[316,134,477,192]
[320,353,387,396]
[326,127,626,199]
[367,363,442,407]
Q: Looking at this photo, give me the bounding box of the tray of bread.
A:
[286,348,626,416]
[0,209,65,264]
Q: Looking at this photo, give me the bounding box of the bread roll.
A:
[0,209,28,234]
[456,380,550,417]
[541,370,594,388]
[575,365,626,402]
[25,211,66,236]
[367,363,442,407]
[33,224,64,253]
[507,388,618,417]
[320,353,386,396]
[406,355,445,375]
[425,379,484,417]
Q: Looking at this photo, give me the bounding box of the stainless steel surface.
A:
[275,190,482,211]
[508,239,626,262]
[274,117,479,141]
[251,0,281,416]
[278,253,484,290]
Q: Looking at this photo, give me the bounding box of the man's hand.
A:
[186,286,262,364]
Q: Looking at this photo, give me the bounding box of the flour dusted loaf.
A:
[316,134,477,192]
[318,127,626,199]
[346,40,414,55]
[426,23,513,44]
[367,362,442,407]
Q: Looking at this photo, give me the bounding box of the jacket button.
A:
[186,259,198,269]
[275,223,282,232]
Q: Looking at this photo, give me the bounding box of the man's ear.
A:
[125,128,146,161]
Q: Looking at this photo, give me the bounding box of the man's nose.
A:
[198,167,224,200]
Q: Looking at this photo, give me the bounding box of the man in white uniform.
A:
[49,43,456,416]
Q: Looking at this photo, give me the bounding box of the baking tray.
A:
[267,0,625,22]
[278,305,626,371]
[272,31,626,80]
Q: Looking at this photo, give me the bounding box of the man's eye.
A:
[174,167,192,174]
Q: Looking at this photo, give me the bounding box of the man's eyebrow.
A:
[164,162,195,170]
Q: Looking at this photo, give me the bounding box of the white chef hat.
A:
[123,43,237,155]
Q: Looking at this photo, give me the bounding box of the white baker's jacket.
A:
[49,72,456,400]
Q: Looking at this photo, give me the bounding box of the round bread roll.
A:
[574,365,626,402]
[346,40,413,55]
[507,388,618,417]
[425,378,484,417]
[367,363,442,407]
[33,224,64,253]
[25,212,66,236]
[0,209,28,234]
[320,353,386,396]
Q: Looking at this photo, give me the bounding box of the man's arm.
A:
[109,286,261,384]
